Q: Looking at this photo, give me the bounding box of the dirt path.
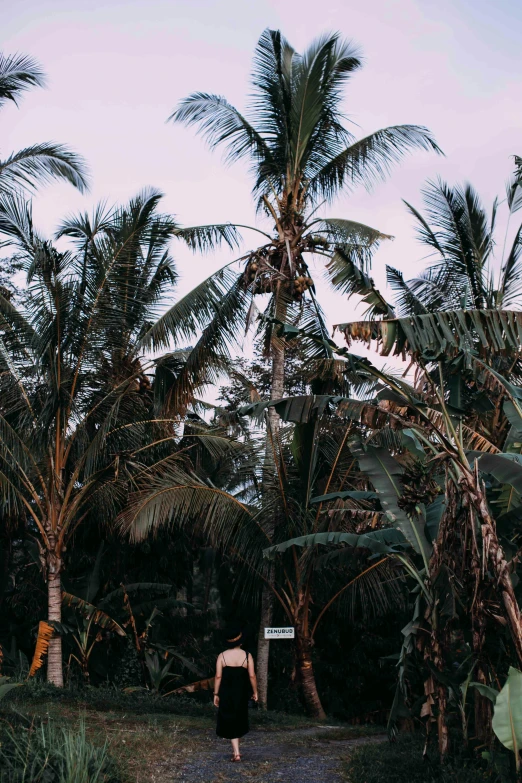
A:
[169,727,386,783]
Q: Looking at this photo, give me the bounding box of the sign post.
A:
[264,627,295,639]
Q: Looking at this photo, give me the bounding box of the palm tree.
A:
[386,174,522,315]
[0,53,88,194]
[241,403,405,718]
[168,28,441,704]
[336,166,522,451]
[0,189,244,685]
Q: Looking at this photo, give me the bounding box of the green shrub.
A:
[0,719,121,783]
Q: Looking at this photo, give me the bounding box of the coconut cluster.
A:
[292,275,314,298]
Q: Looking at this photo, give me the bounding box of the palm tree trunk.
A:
[256,338,285,709]
[256,585,273,710]
[47,550,63,687]
[295,627,326,719]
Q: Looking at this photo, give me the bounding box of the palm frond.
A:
[386,266,428,316]
[498,224,522,307]
[327,246,395,317]
[0,143,89,193]
[0,53,45,107]
[170,93,270,167]
[138,264,243,352]
[118,464,251,544]
[28,622,53,678]
[308,126,442,200]
[174,223,242,252]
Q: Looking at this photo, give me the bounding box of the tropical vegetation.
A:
[0,27,521,783]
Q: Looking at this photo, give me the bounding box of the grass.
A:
[2,702,206,782]
[312,725,385,742]
[0,716,121,783]
[1,686,337,782]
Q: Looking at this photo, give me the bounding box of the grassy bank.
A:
[343,733,515,783]
[0,683,333,781]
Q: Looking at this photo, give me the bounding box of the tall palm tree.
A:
[0,190,244,685]
[167,28,441,704]
[0,53,88,194]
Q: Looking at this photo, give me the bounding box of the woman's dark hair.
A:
[223,625,244,648]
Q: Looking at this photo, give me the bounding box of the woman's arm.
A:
[248,653,258,701]
[214,655,223,707]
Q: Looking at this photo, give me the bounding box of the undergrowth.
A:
[344,734,515,783]
[0,717,121,783]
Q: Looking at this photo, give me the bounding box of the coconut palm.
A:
[335,166,522,450]
[239,403,406,717]
[0,53,87,194]
[166,28,440,704]
[386,174,522,315]
[0,189,246,685]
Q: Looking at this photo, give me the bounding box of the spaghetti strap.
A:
[222,652,227,667]
[243,652,248,667]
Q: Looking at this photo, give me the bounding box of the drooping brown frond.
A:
[165,677,215,696]
[28,621,54,678]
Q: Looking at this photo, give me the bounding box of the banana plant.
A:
[471,667,522,773]
[62,593,126,684]
[259,304,522,756]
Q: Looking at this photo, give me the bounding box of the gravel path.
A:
[174,727,386,783]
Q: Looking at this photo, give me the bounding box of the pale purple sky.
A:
[3,0,521,354]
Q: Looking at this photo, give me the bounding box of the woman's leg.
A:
[231,738,240,759]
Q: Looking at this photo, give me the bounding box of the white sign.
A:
[264,627,295,639]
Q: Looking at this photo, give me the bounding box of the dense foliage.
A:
[1,26,522,782]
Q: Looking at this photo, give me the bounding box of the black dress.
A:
[216,651,252,739]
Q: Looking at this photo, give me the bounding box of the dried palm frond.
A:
[164,676,215,696]
[28,621,53,677]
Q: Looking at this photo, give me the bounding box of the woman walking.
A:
[214,627,258,762]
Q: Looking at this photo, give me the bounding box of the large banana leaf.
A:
[424,494,446,542]
[491,667,522,768]
[335,309,522,359]
[356,446,432,562]
[238,394,345,424]
[468,452,522,495]
[264,528,408,559]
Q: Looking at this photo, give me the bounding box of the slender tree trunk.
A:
[186,554,194,617]
[256,339,286,710]
[256,586,273,709]
[47,551,63,687]
[295,624,326,719]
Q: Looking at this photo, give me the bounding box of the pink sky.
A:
[3,0,522,358]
